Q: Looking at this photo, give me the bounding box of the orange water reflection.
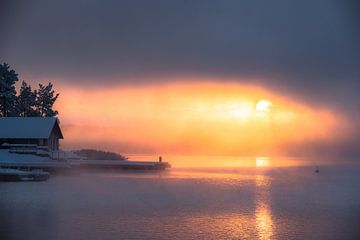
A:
[255,175,274,239]
[178,172,275,239]
[95,168,275,239]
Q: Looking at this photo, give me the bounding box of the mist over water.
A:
[1,161,360,240]
[125,154,344,168]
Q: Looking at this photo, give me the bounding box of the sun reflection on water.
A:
[82,167,277,239]
[255,175,274,240]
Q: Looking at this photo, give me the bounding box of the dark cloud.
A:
[1,0,360,111]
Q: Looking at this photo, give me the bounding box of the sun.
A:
[256,100,273,112]
[256,157,270,167]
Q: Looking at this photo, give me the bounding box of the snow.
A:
[0,149,68,168]
[75,159,161,166]
[0,149,52,162]
[0,168,30,175]
[0,149,169,169]
[0,168,50,180]
[0,117,63,139]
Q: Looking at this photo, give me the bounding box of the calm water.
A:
[1,164,360,240]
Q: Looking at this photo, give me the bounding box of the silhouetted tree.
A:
[73,149,127,160]
[0,63,18,116]
[0,63,60,117]
[15,81,38,117]
[35,82,59,117]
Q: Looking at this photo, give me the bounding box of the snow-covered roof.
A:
[0,117,63,139]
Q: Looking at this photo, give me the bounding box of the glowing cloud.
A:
[55,81,345,156]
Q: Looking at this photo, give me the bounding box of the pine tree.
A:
[0,63,18,116]
[36,82,59,117]
[0,63,60,117]
[15,81,39,117]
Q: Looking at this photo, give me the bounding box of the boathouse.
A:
[0,117,63,151]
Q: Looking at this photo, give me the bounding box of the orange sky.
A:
[54,80,347,157]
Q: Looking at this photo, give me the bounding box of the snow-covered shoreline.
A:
[0,149,69,169]
[0,149,170,171]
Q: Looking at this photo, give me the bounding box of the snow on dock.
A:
[0,149,171,171]
[0,168,50,181]
[72,159,171,170]
[0,149,70,170]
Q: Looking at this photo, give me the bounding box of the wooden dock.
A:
[0,168,50,181]
[0,160,171,172]
[71,160,171,170]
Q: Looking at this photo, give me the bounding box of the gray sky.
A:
[1,0,360,157]
[1,0,359,111]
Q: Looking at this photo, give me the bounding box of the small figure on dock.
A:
[159,156,162,163]
[315,165,320,173]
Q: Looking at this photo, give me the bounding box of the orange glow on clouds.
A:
[55,81,343,156]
